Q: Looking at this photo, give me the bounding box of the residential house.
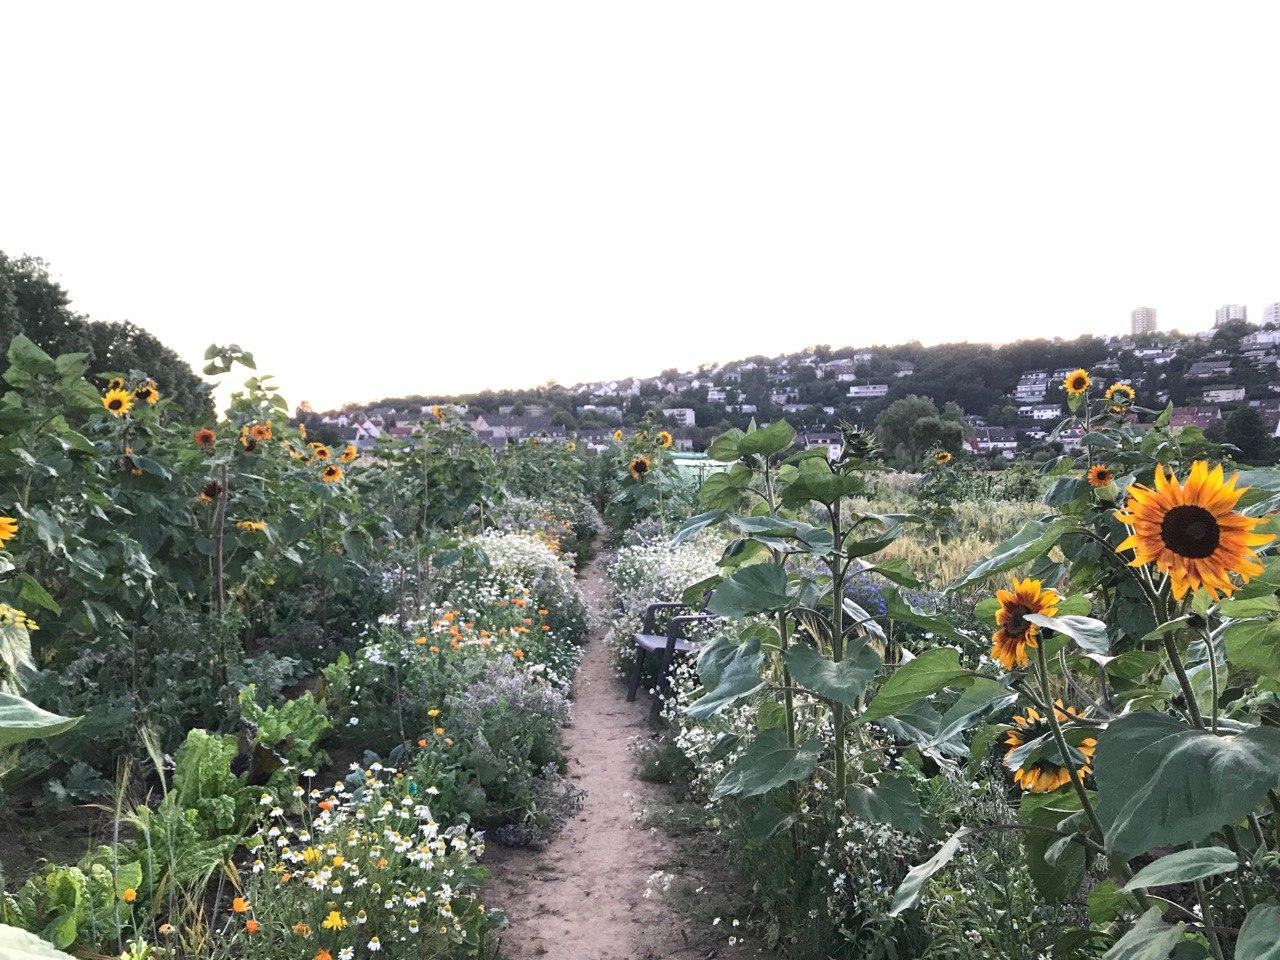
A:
[1170,406,1223,429]
[802,432,844,460]
[1187,360,1233,380]
[847,383,889,399]
[1203,384,1245,404]
[661,408,697,427]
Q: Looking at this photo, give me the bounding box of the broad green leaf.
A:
[1123,847,1238,891]
[710,729,823,800]
[779,462,864,507]
[0,924,78,960]
[744,803,796,843]
[705,563,790,617]
[1218,595,1280,618]
[928,678,1016,746]
[784,641,880,708]
[947,519,1067,593]
[886,589,969,644]
[672,510,725,545]
[1101,907,1185,960]
[867,557,922,589]
[707,428,745,462]
[699,467,751,510]
[845,773,923,834]
[737,420,796,458]
[860,648,974,723]
[1086,881,1128,924]
[686,637,766,720]
[0,692,78,746]
[1236,904,1280,960]
[1224,620,1280,684]
[1020,790,1087,901]
[1024,613,1112,656]
[1095,712,1280,859]
[889,827,972,915]
[725,514,834,553]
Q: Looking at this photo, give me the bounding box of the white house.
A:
[707,387,728,402]
[847,384,889,399]
[1203,384,1246,404]
[1019,404,1062,421]
[661,408,696,427]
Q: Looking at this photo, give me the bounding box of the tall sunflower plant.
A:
[671,420,972,845]
[882,370,1280,958]
[604,423,690,533]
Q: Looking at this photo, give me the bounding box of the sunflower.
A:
[197,480,224,505]
[194,427,217,448]
[431,405,444,421]
[613,429,623,442]
[1063,369,1091,396]
[657,430,674,449]
[0,516,17,545]
[1004,701,1096,793]
[564,441,576,452]
[340,444,358,463]
[106,377,127,391]
[320,464,344,483]
[1086,464,1113,488]
[102,388,134,417]
[1103,381,1135,412]
[250,422,273,442]
[934,450,953,465]
[989,576,1060,670]
[236,520,266,532]
[1114,461,1275,600]
[308,442,331,462]
[134,380,160,405]
[628,455,651,480]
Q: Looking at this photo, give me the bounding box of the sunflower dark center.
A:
[1004,602,1031,635]
[1160,504,1221,559]
[108,399,122,409]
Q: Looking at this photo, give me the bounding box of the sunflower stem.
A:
[1033,639,1153,908]
[1194,878,1226,960]
[1162,633,1205,729]
[1202,624,1220,734]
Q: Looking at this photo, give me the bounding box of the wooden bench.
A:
[626,599,716,721]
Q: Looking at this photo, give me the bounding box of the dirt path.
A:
[483,548,770,960]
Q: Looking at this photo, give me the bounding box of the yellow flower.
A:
[1104,381,1135,412]
[564,441,576,453]
[231,896,249,913]
[236,520,266,532]
[1004,701,1096,793]
[0,516,17,545]
[657,430,674,449]
[1115,461,1275,601]
[989,577,1060,671]
[427,708,440,717]
[320,464,344,484]
[340,444,358,463]
[102,388,134,417]
[613,429,623,442]
[134,380,160,405]
[122,888,137,903]
[933,450,953,465]
[1063,369,1091,397]
[628,455,651,480]
[322,910,347,931]
[1086,464,1113,489]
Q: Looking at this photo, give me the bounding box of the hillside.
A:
[304,324,1280,464]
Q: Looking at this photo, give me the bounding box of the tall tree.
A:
[1224,406,1274,465]
[0,252,213,419]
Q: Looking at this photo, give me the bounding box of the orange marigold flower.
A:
[122,888,138,903]
[245,919,260,935]
[194,427,217,448]
[231,896,249,913]
[513,649,525,660]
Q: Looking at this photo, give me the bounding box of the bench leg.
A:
[626,645,646,702]
[650,647,677,722]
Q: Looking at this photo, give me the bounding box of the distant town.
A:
[298,302,1280,462]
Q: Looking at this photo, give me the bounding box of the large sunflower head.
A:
[106,376,127,391]
[934,450,953,465]
[134,380,160,405]
[990,576,1060,670]
[1103,381,1136,413]
[628,455,651,480]
[1004,700,1096,793]
[250,422,273,442]
[1063,369,1091,397]
[657,430,674,449]
[340,444,358,463]
[1086,464,1114,488]
[308,442,332,462]
[194,427,217,448]
[1114,461,1275,600]
[0,516,18,545]
[102,388,134,417]
[197,480,224,505]
[320,464,344,484]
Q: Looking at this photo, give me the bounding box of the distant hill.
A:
[306,324,1279,463]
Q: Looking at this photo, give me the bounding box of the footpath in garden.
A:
[484,548,768,960]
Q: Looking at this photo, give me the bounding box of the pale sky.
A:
[3,2,1279,411]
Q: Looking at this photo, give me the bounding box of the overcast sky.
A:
[3,2,1279,411]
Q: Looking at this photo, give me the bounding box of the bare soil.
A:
[483,549,776,959]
